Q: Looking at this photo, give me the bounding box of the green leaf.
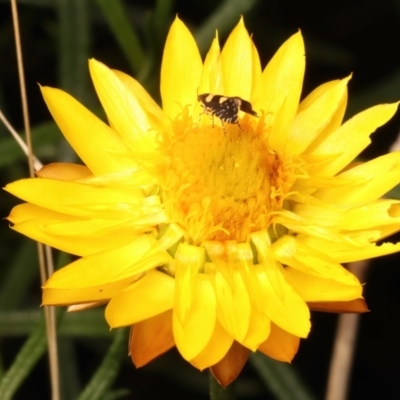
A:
[57,0,91,104]
[77,328,129,400]
[0,240,38,310]
[249,353,317,400]
[95,0,145,74]
[0,121,61,169]
[0,309,110,337]
[0,309,64,400]
[194,0,259,54]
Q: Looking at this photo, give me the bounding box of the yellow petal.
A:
[273,210,349,244]
[40,86,135,174]
[258,323,300,362]
[220,18,253,99]
[161,17,202,119]
[316,151,400,204]
[255,31,305,151]
[89,59,158,156]
[272,235,362,288]
[174,243,205,324]
[189,320,233,371]
[4,178,147,218]
[9,208,136,257]
[285,77,350,156]
[106,270,174,327]
[250,38,262,102]
[112,69,168,132]
[284,267,362,302]
[308,102,399,177]
[205,241,251,343]
[250,231,311,338]
[211,266,251,343]
[298,79,347,137]
[129,310,175,367]
[300,236,400,263]
[198,35,223,94]
[45,235,168,289]
[241,308,271,351]
[173,274,217,361]
[42,281,132,305]
[338,200,400,231]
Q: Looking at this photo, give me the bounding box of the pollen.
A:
[156,115,289,244]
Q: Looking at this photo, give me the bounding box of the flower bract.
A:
[5,17,400,386]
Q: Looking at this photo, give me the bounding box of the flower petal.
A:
[161,17,202,119]
[199,35,223,94]
[210,341,249,388]
[316,151,400,204]
[174,243,205,324]
[250,231,311,338]
[284,267,362,302]
[40,86,135,174]
[308,298,368,313]
[338,200,400,232]
[254,31,305,151]
[220,18,253,100]
[4,178,150,218]
[205,241,252,343]
[286,77,350,156]
[258,323,300,362]
[42,276,136,305]
[8,205,140,257]
[307,102,399,177]
[300,236,400,263]
[273,235,362,289]
[298,79,347,136]
[45,235,168,289]
[37,163,92,181]
[173,274,217,361]
[105,270,174,327]
[241,308,271,351]
[250,38,262,102]
[112,69,168,132]
[189,320,233,371]
[130,310,175,367]
[89,59,158,157]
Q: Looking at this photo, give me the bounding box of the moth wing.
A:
[214,99,239,123]
[239,99,258,117]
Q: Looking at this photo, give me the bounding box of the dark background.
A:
[1,1,400,399]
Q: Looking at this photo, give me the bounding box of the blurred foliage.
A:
[1,0,400,399]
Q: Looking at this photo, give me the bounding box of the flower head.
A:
[5,17,400,386]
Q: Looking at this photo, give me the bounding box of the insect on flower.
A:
[197,93,258,133]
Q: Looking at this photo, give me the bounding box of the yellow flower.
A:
[5,17,400,386]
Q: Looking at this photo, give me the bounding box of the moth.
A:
[197,93,258,133]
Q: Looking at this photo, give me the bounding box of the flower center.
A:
[156,114,288,244]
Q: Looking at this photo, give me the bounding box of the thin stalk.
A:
[10,1,60,399]
[325,260,369,400]
[209,372,235,400]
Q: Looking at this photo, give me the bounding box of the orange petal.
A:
[210,341,250,387]
[308,298,369,313]
[37,163,92,180]
[129,310,175,367]
[258,323,300,363]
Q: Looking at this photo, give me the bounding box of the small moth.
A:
[197,93,258,133]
